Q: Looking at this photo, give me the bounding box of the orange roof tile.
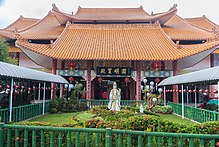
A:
[18,11,64,40]
[4,15,39,31]
[0,16,39,40]
[185,15,219,32]
[163,15,216,40]
[72,5,177,24]
[16,23,219,61]
[9,46,21,53]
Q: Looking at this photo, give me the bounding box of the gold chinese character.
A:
[100,68,106,74]
[114,68,119,74]
[108,68,113,74]
[121,68,127,74]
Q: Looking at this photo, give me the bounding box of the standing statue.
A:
[108,82,121,111]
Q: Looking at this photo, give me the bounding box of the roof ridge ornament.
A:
[151,11,153,16]
[139,5,143,9]
[169,4,177,10]
[19,15,23,19]
[202,15,206,19]
[78,6,81,10]
[52,3,59,11]
[154,21,160,26]
[66,21,71,27]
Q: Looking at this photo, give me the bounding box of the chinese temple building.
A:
[1,4,219,102]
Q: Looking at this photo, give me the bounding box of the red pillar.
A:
[86,60,92,100]
[60,60,65,97]
[51,59,57,99]
[172,60,178,103]
[136,61,142,101]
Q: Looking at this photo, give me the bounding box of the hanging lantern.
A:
[21,86,24,89]
[176,90,178,92]
[28,87,31,91]
[98,77,103,83]
[67,61,77,74]
[172,89,175,92]
[151,61,162,72]
[199,89,203,93]
[155,78,160,84]
[6,85,10,89]
[213,89,218,94]
[0,85,2,89]
[204,89,209,93]
[33,86,36,90]
[188,90,192,93]
[166,89,169,92]
[183,89,187,93]
[193,89,197,93]
[169,89,173,92]
[14,85,18,89]
[124,77,129,83]
[69,77,74,83]
[179,90,182,93]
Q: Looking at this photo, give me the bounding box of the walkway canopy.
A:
[0,61,68,84]
[159,66,219,86]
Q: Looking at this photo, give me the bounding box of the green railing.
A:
[80,99,143,108]
[0,124,218,147]
[168,102,219,122]
[0,101,50,123]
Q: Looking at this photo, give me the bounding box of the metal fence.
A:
[0,124,218,147]
[168,102,219,122]
[0,102,50,123]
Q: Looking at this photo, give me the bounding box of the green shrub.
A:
[50,108,58,114]
[151,105,173,114]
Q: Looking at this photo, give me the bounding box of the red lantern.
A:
[176,90,178,92]
[124,77,129,83]
[199,89,203,93]
[155,78,160,84]
[169,90,173,92]
[213,89,218,94]
[67,61,77,70]
[0,85,2,88]
[193,89,197,93]
[188,90,192,93]
[183,89,187,93]
[179,90,182,93]
[151,61,162,72]
[28,87,31,91]
[204,89,209,93]
[69,77,74,83]
[172,89,175,92]
[166,89,170,92]
[6,85,10,89]
[21,86,24,89]
[98,77,103,83]
[82,94,86,99]
[14,85,18,89]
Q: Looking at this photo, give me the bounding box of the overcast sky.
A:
[0,0,219,28]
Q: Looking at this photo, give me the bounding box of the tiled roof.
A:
[18,11,64,40]
[185,15,219,32]
[0,16,39,40]
[163,15,215,40]
[16,23,219,61]
[4,15,39,31]
[72,5,177,24]
[9,46,21,53]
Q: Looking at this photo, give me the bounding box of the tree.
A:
[0,39,17,64]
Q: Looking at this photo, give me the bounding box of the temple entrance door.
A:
[94,77,131,100]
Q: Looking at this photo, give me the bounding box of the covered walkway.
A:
[0,61,68,122]
[159,66,219,119]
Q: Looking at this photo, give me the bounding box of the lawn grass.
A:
[158,114,194,124]
[29,112,79,124]
[29,111,194,125]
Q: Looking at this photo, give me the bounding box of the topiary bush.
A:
[151,105,173,114]
[50,108,58,114]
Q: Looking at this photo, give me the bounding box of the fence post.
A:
[105,128,112,147]
[0,123,4,147]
